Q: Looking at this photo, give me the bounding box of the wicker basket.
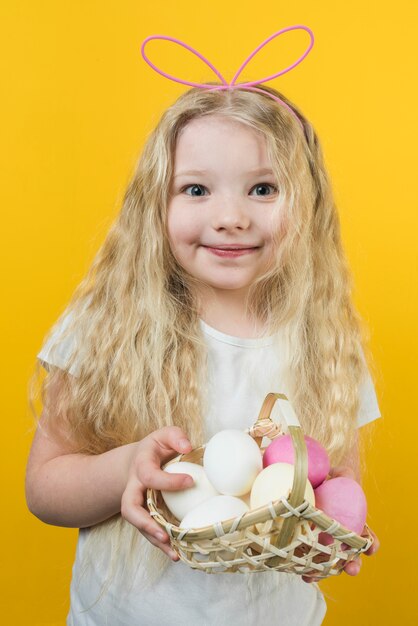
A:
[147,392,374,578]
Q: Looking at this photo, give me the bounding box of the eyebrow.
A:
[173,167,275,179]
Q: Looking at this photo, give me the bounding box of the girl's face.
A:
[167,114,284,301]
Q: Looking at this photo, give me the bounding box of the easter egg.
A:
[180,495,249,562]
[203,430,263,496]
[180,494,249,529]
[263,435,330,488]
[161,462,219,521]
[250,462,315,510]
[314,477,367,546]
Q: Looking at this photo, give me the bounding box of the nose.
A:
[211,195,250,231]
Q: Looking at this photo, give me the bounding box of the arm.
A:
[25,371,194,562]
[25,423,138,528]
[25,370,136,528]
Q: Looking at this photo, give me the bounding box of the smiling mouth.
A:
[202,245,260,250]
[203,246,260,258]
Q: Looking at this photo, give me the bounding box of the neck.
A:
[195,286,266,338]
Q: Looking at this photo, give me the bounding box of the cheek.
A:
[166,211,178,246]
[167,206,184,244]
[167,214,200,257]
[168,207,201,243]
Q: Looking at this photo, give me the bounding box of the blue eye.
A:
[182,184,207,196]
[180,182,279,197]
[250,183,278,196]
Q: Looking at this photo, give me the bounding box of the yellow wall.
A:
[3,0,416,623]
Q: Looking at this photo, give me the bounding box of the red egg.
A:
[314,477,367,547]
[263,435,330,488]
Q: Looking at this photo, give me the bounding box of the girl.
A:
[26,42,381,625]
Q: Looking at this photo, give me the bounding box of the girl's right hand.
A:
[120,426,194,561]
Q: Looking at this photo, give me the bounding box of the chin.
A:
[205,281,253,292]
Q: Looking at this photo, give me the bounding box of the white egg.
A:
[161,462,219,521]
[203,430,263,496]
[180,494,249,529]
[180,495,250,563]
[250,462,315,511]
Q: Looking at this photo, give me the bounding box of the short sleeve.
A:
[357,369,381,427]
[37,309,80,376]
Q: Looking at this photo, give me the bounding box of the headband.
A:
[140,25,314,131]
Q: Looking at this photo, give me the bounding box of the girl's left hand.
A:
[302,465,380,584]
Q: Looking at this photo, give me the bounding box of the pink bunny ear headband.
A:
[140,25,314,133]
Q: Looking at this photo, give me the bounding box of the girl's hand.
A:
[302,465,380,584]
[120,426,194,561]
[341,524,380,577]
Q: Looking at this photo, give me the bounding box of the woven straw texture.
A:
[147,393,374,578]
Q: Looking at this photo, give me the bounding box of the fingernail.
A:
[179,439,190,450]
[169,550,178,560]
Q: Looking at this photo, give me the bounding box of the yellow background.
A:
[2,0,416,623]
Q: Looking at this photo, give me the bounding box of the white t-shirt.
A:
[36,314,381,626]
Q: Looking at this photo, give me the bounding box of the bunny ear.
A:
[140,35,228,88]
[140,28,314,134]
[230,25,314,87]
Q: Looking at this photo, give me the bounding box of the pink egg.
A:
[314,477,367,547]
[263,435,330,488]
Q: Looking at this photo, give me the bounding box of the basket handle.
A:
[253,393,309,557]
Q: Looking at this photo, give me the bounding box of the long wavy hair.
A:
[28,83,379,604]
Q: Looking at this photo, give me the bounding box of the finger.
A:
[344,558,362,576]
[121,480,169,540]
[365,536,380,555]
[150,426,193,460]
[302,575,321,583]
[159,471,195,491]
[362,526,380,555]
[139,464,194,492]
[140,528,180,561]
[121,494,173,546]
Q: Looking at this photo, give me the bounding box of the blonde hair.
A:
[29,83,379,605]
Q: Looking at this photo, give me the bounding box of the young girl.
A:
[26,33,381,625]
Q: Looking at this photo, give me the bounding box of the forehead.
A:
[173,115,271,171]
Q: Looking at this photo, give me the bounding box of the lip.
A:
[203,245,259,258]
[203,244,260,249]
